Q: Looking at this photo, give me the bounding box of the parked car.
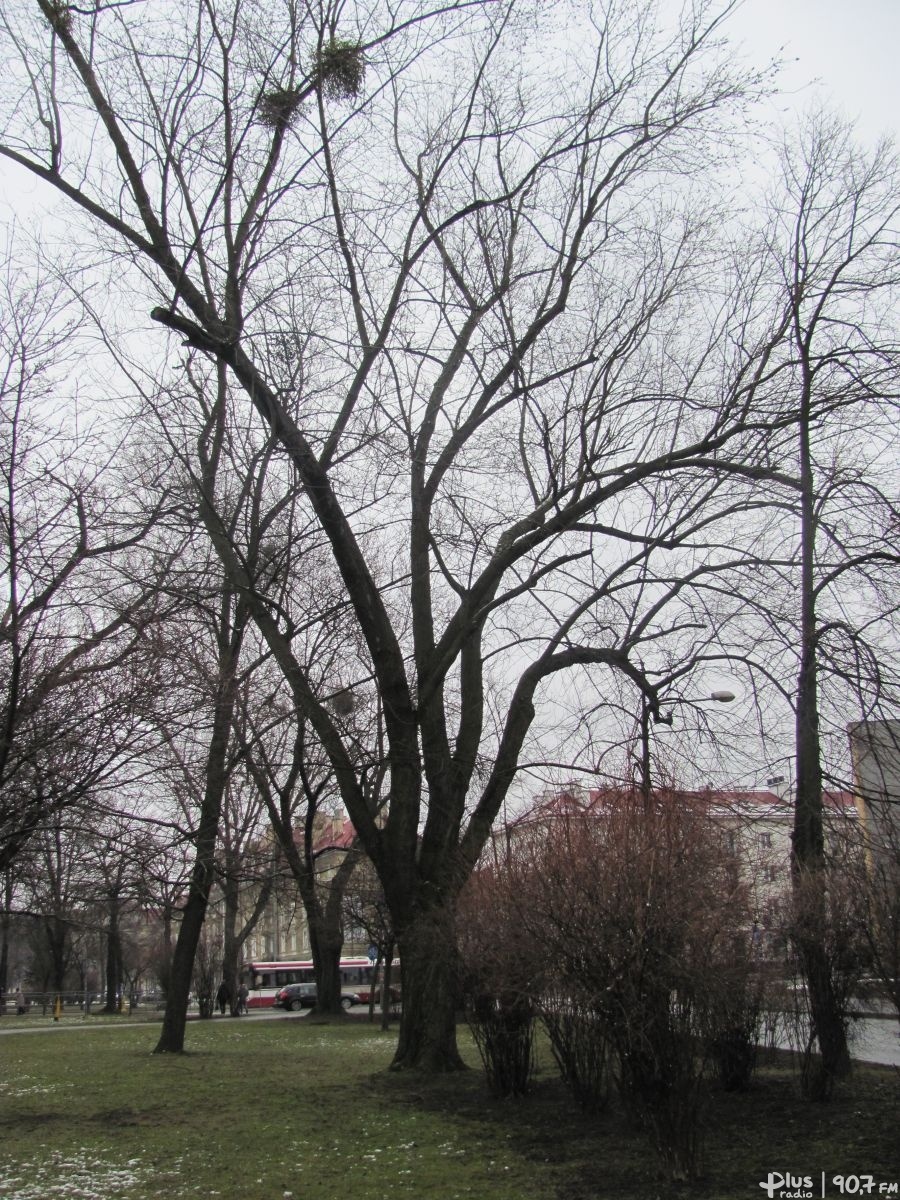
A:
[273,983,359,1012]
[371,985,402,1005]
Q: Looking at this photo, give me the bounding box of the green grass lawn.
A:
[0,1014,897,1200]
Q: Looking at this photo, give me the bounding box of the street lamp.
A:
[639,690,736,804]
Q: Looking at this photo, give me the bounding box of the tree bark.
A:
[794,922,851,1100]
[309,916,344,1015]
[391,903,464,1072]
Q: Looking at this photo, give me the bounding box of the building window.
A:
[758,832,773,849]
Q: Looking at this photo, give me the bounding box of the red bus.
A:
[244,958,397,1009]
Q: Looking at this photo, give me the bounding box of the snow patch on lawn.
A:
[0,1151,145,1199]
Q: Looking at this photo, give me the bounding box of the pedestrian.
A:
[15,986,26,1015]
[216,979,231,1016]
[237,983,249,1015]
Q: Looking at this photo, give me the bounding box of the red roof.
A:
[311,816,356,855]
[509,785,857,829]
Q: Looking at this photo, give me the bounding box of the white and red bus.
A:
[243,958,398,1009]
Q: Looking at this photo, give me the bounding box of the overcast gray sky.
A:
[727,0,899,144]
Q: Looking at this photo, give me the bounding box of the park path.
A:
[0,1009,285,1036]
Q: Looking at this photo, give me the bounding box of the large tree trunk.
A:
[309,916,344,1015]
[793,671,848,1096]
[391,903,464,1072]
[794,920,851,1100]
[158,885,217,1045]
[311,851,359,1016]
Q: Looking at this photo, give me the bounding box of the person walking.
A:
[15,986,26,1015]
[216,979,231,1016]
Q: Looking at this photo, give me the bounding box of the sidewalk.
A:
[0,1009,282,1035]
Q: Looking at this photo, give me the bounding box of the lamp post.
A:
[639,690,736,804]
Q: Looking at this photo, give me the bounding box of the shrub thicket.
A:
[458,791,765,1181]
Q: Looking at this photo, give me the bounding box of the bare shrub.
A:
[466,990,536,1098]
[513,790,752,1182]
[858,840,900,1021]
[457,866,542,1097]
[192,934,218,1020]
[704,958,764,1091]
[539,992,611,1112]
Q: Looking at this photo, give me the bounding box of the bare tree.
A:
[164,362,384,1019]
[725,115,900,1098]
[343,856,397,1027]
[214,757,279,1016]
[78,808,163,1013]
[0,254,164,872]
[145,573,249,1051]
[133,826,194,1005]
[788,126,898,1099]
[0,0,798,1069]
[18,810,91,996]
[238,667,377,1017]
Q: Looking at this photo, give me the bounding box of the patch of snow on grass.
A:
[0,1079,71,1098]
[0,1151,145,1199]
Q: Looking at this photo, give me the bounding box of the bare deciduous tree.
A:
[0,255,164,872]
[0,0,807,1069]
[144,570,249,1051]
[723,115,900,1098]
